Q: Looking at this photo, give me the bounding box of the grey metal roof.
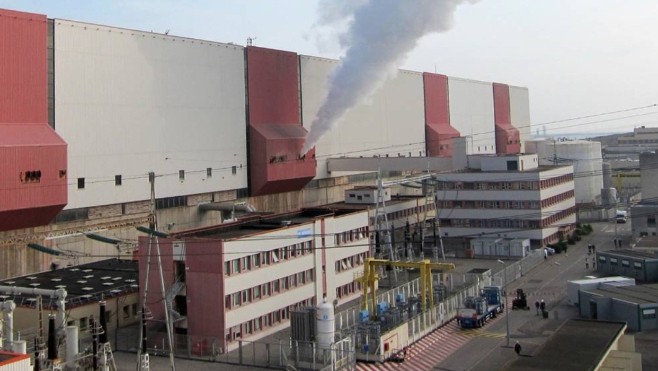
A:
[599,249,658,260]
[584,283,658,305]
[505,319,626,371]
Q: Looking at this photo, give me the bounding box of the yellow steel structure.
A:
[357,258,455,319]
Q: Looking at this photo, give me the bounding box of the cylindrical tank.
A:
[316,299,335,350]
[12,340,27,354]
[66,325,79,366]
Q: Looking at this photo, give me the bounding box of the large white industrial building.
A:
[0,8,537,278]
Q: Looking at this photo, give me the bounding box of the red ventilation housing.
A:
[493,83,521,155]
[0,9,67,231]
[423,73,460,157]
[246,46,316,196]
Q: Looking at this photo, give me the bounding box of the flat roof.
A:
[175,207,364,240]
[599,249,658,260]
[505,319,626,371]
[0,259,138,309]
[584,283,658,305]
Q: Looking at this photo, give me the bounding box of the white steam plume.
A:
[302,0,477,154]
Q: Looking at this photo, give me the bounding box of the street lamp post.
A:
[497,259,510,347]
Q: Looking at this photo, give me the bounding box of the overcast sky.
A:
[2,0,657,136]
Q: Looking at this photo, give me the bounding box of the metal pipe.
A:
[0,287,67,334]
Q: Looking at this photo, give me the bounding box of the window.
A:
[115,175,122,186]
[254,254,260,267]
[643,308,656,319]
[634,262,642,269]
[254,286,260,299]
[123,305,130,319]
[232,166,237,175]
[77,177,85,189]
[207,167,212,178]
[179,170,185,181]
[622,260,630,267]
[507,161,518,171]
[610,258,618,265]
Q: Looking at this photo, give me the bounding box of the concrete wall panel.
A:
[447,77,496,155]
[54,20,248,209]
[301,56,426,179]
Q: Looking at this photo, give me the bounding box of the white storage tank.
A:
[316,298,335,350]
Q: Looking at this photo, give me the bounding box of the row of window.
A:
[442,218,540,229]
[226,297,314,343]
[373,204,435,225]
[335,252,368,273]
[539,207,576,228]
[74,303,140,331]
[540,190,575,208]
[598,256,643,269]
[336,281,362,300]
[436,174,574,192]
[225,269,315,310]
[438,200,541,210]
[224,241,314,276]
[76,166,240,189]
[335,227,368,245]
[439,207,576,229]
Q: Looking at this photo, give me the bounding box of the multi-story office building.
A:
[434,154,577,248]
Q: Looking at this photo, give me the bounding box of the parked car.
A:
[544,247,555,255]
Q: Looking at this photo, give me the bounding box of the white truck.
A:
[616,210,628,223]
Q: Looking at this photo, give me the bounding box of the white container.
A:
[316,300,335,350]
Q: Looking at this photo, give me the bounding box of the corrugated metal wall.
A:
[509,86,531,153]
[299,55,426,179]
[447,77,496,155]
[54,20,248,208]
[0,9,47,123]
[493,83,521,155]
[0,9,67,231]
[423,73,459,157]
[183,239,225,351]
[246,47,316,196]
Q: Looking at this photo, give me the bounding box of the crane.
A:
[357,258,455,319]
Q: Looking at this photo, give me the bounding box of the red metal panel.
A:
[247,47,300,125]
[423,73,460,157]
[181,240,225,351]
[137,236,175,322]
[249,125,316,196]
[493,83,511,126]
[0,9,66,230]
[246,46,317,196]
[493,83,521,155]
[0,9,47,124]
[0,125,67,231]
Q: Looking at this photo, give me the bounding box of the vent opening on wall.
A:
[179,170,185,181]
[115,175,122,186]
[207,168,212,178]
[77,178,85,189]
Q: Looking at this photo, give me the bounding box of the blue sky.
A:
[2,0,657,135]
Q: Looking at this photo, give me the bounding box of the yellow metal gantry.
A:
[357,258,455,319]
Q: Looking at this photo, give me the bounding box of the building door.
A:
[590,301,598,320]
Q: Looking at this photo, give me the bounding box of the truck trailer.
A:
[456,286,504,328]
